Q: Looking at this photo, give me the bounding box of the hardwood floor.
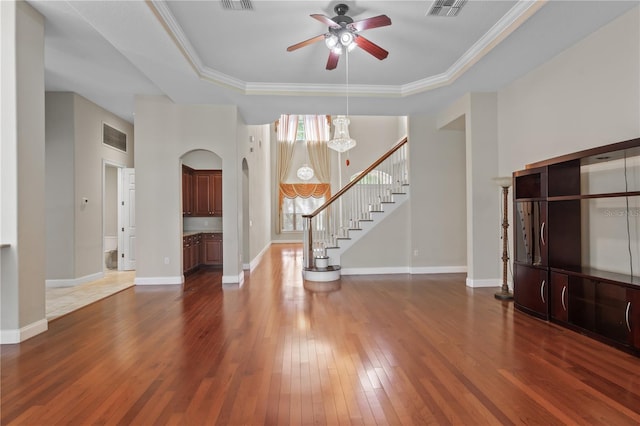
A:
[2,243,639,425]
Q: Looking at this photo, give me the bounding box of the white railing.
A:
[303,137,409,269]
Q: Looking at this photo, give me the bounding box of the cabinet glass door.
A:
[515,201,547,266]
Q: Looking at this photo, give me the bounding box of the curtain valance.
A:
[279,183,331,205]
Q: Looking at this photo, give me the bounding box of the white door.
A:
[119,168,136,270]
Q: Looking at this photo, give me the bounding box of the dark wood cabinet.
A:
[212,171,223,216]
[202,233,222,266]
[550,272,568,322]
[182,165,194,216]
[514,264,548,319]
[184,232,221,273]
[193,170,222,217]
[513,137,640,355]
[183,235,197,273]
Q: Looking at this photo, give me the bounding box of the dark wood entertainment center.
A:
[513,137,640,355]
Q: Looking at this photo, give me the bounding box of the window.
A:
[281,195,325,232]
[350,170,393,184]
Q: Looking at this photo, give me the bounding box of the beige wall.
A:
[44,92,133,282]
[497,6,640,277]
[45,93,75,279]
[498,6,640,174]
[270,115,405,242]
[246,125,272,265]
[134,96,243,284]
[1,0,47,343]
[408,114,467,271]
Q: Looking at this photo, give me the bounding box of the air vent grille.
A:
[103,123,127,152]
[221,0,253,10]
[427,0,467,17]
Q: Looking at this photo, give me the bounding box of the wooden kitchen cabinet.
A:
[193,170,222,217]
[202,233,222,266]
[182,165,194,216]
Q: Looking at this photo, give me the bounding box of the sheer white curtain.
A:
[277,114,298,182]
[304,115,331,183]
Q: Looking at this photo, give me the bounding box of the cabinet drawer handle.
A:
[540,280,546,304]
[625,302,631,333]
[561,286,567,311]
[540,222,546,246]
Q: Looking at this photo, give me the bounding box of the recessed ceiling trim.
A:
[148,0,546,98]
[148,0,247,92]
[245,82,401,97]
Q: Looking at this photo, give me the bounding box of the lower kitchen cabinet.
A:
[202,233,222,266]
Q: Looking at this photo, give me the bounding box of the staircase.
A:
[303,137,409,282]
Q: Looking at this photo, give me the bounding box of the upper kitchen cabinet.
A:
[182,165,194,217]
[193,170,222,217]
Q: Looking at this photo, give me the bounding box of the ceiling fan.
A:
[286,3,392,70]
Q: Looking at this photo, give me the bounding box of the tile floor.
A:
[46,270,136,320]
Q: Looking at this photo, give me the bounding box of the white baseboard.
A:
[271,239,302,244]
[341,265,468,276]
[250,242,271,271]
[411,266,467,274]
[222,271,244,285]
[46,271,104,288]
[1,318,48,344]
[134,276,183,285]
[341,266,410,275]
[466,277,501,288]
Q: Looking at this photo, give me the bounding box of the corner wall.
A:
[134,95,242,284]
[44,92,133,283]
[1,0,47,343]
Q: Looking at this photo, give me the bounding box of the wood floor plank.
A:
[2,243,639,425]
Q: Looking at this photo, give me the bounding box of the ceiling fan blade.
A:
[353,35,389,60]
[311,14,340,28]
[287,34,326,52]
[326,51,340,70]
[348,15,392,32]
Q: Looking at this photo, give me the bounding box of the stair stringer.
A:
[326,188,410,266]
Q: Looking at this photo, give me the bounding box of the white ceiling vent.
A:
[221,0,253,11]
[427,0,468,17]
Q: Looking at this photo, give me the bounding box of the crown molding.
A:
[148,0,546,98]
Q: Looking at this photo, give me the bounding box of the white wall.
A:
[134,95,242,284]
[1,0,47,342]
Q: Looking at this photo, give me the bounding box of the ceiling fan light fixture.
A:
[339,30,354,46]
[325,34,338,49]
[328,115,356,153]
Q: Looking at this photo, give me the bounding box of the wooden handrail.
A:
[304,136,408,219]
